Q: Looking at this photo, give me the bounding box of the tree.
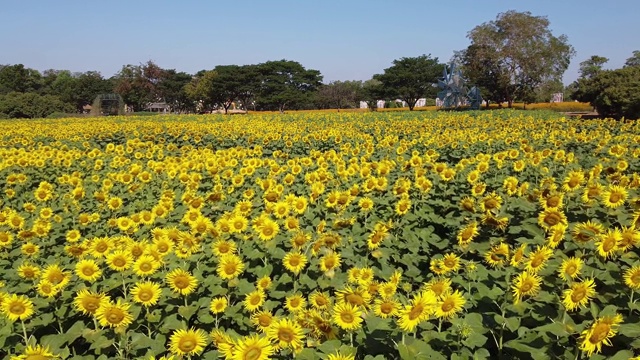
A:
[255,60,323,112]
[0,92,74,118]
[184,70,218,112]
[359,79,384,111]
[0,64,43,94]
[585,66,640,119]
[457,45,510,107]
[625,50,640,67]
[234,65,260,111]
[373,55,443,111]
[571,56,609,104]
[316,81,361,110]
[158,70,192,113]
[464,11,575,107]
[112,61,167,111]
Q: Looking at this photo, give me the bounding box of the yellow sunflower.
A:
[623,265,640,290]
[250,310,274,332]
[133,254,161,277]
[580,314,623,356]
[73,289,108,316]
[563,279,596,311]
[231,335,273,360]
[267,318,305,350]
[484,243,510,268]
[558,257,583,281]
[320,252,341,274]
[216,254,245,280]
[373,298,400,318]
[1,294,34,322]
[169,328,208,356]
[165,269,198,296]
[210,296,228,314]
[397,290,437,332]
[332,302,363,331]
[601,185,628,208]
[524,246,553,274]
[285,294,306,313]
[130,281,162,307]
[538,208,568,232]
[243,290,266,312]
[10,344,59,359]
[435,290,466,319]
[595,229,622,259]
[511,272,541,304]
[283,251,308,275]
[95,299,133,330]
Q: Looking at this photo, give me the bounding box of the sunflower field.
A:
[0,110,639,360]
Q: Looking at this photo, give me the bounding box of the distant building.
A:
[146,102,170,113]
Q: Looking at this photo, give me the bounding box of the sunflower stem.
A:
[122,273,127,298]
[20,320,28,345]
[350,331,353,347]
[438,319,442,333]
[630,290,635,316]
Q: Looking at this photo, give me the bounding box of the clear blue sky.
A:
[1,0,638,84]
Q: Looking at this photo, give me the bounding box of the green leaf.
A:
[317,339,342,354]
[608,350,634,360]
[295,348,320,360]
[462,333,488,349]
[618,323,640,338]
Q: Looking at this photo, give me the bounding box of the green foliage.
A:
[0,92,75,119]
[462,10,575,107]
[586,66,640,119]
[374,55,443,111]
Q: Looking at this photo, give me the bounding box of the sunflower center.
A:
[96,243,108,252]
[139,290,152,301]
[565,264,577,276]
[485,199,498,209]
[174,276,189,289]
[609,193,621,203]
[521,282,533,292]
[140,262,152,272]
[602,237,616,252]
[346,293,364,306]
[243,346,262,360]
[631,272,640,285]
[262,227,273,236]
[547,196,560,207]
[107,309,124,323]
[258,314,271,327]
[409,304,424,320]
[82,267,95,276]
[571,287,586,302]
[179,337,196,352]
[441,299,454,312]
[250,295,261,305]
[113,257,126,267]
[278,328,294,342]
[444,258,457,268]
[224,263,238,275]
[380,302,394,314]
[84,299,100,311]
[10,303,25,314]
[289,257,300,266]
[589,323,610,344]
[545,213,560,226]
[340,312,355,323]
[530,255,544,268]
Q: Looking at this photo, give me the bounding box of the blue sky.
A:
[1,0,638,84]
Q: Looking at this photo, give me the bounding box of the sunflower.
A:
[106,250,133,272]
[538,208,568,232]
[435,290,466,319]
[572,220,604,243]
[358,197,374,212]
[169,328,208,356]
[249,310,274,332]
[441,253,461,273]
[10,344,59,359]
[131,281,162,307]
[165,269,198,296]
[90,237,113,258]
[283,251,307,274]
[510,244,527,267]
[256,276,272,291]
[285,294,306,313]
[524,246,553,274]
[17,263,40,280]
[378,282,397,299]
[73,289,107,316]
[217,254,245,280]
[580,314,623,356]
[424,278,452,298]
[332,302,363,331]
[373,298,400,318]
[21,242,39,257]
[395,197,411,215]
[484,243,510,268]
[231,335,273,360]
[558,257,583,281]
[320,252,341,274]
[36,280,60,298]
[335,286,371,309]
[1,294,34,321]
[457,221,479,247]
[601,185,628,208]
[309,291,331,309]
[267,318,305,350]
[256,218,279,242]
[273,201,290,219]
[480,192,502,213]
[619,226,640,251]
[623,266,640,290]
[326,352,356,360]
[563,279,596,311]
[397,290,437,333]
[204,297,228,317]
[95,299,133,330]
[562,170,585,192]
[595,229,622,259]
[41,264,69,287]
[511,272,541,304]
[133,255,161,277]
[244,290,266,312]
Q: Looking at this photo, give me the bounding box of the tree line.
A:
[1,10,638,119]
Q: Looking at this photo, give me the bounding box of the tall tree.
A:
[158,70,192,112]
[571,56,609,104]
[0,64,43,94]
[112,61,167,111]
[359,79,384,111]
[625,50,640,67]
[464,11,575,107]
[255,60,322,112]
[373,55,443,111]
[316,81,362,110]
[184,70,218,112]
